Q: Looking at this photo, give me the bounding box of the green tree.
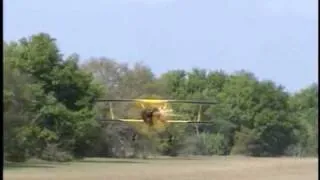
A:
[4,33,102,161]
[288,83,318,156]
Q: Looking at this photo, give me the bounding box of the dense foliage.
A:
[4,33,318,162]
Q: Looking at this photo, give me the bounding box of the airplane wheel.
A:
[168,134,174,143]
[132,133,138,141]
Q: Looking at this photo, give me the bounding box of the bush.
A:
[40,144,73,162]
[231,127,255,155]
[178,133,228,156]
[284,144,304,157]
[5,151,29,162]
[284,137,318,157]
[4,134,32,162]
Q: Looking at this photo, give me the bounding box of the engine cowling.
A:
[140,107,160,126]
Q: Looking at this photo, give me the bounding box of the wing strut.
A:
[195,104,202,136]
[197,105,202,122]
[109,102,115,119]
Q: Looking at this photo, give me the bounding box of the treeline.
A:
[4,33,318,162]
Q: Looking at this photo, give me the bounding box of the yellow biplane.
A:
[96,99,216,125]
[96,99,217,141]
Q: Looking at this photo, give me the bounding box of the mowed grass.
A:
[4,156,318,180]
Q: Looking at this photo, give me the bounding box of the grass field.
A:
[4,156,318,180]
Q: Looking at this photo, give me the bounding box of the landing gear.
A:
[168,134,174,143]
[132,133,138,141]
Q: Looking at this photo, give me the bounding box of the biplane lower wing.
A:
[100,119,214,123]
[96,99,216,104]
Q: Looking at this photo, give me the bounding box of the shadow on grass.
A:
[4,162,56,170]
[3,159,72,170]
[4,158,147,169]
[77,159,147,164]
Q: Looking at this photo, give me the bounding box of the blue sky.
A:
[4,0,318,92]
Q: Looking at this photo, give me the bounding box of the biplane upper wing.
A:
[119,119,190,123]
[96,99,216,104]
[101,118,213,123]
